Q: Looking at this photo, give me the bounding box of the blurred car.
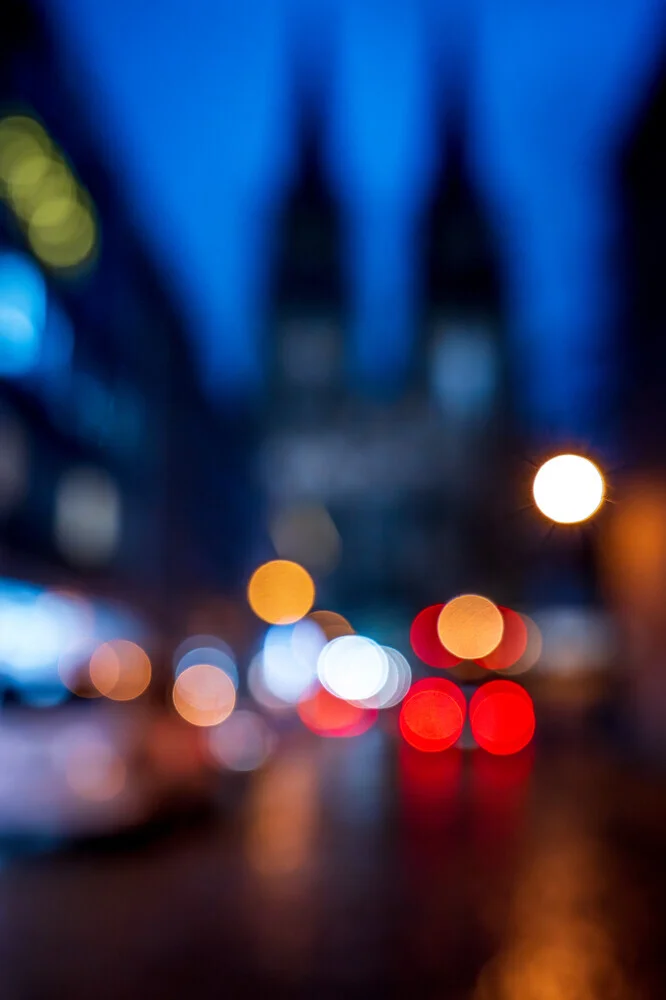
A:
[0,701,214,846]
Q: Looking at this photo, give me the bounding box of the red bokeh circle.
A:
[470,680,535,755]
[399,677,465,752]
[477,607,528,671]
[297,684,376,738]
[410,605,461,669]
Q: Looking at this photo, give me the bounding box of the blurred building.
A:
[261,121,510,636]
[0,0,252,648]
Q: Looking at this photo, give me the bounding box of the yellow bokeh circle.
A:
[172,663,236,727]
[247,559,315,624]
[89,640,151,701]
[437,594,504,660]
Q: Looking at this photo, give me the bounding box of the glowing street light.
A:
[533,454,605,524]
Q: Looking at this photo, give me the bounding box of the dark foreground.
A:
[1,732,664,1000]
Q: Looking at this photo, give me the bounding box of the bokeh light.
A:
[317,634,388,702]
[270,502,341,575]
[533,454,605,524]
[0,584,92,684]
[260,618,324,704]
[89,640,151,701]
[172,662,236,727]
[0,116,51,182]
[0,251,46,376]
[437,594,504,660]
[247,654,294,713]
[290,617,328,673]
[503,614,543,676]
[0,116,98,272]
[399,677,466,752]
[354,645,412,709]
[4,147,51,211]
[247,559,315,624]
[173,634,238,688]
[470,681,535,755]
[28,193,97,270]
[410,604,461,668]
[297,683,376,738]
[55,466,121,566]
[478,607,529,671]
[208,710,276,772]
[308,610,355,641]
[7,154,75,222]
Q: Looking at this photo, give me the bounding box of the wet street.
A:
[1,733,665,999]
